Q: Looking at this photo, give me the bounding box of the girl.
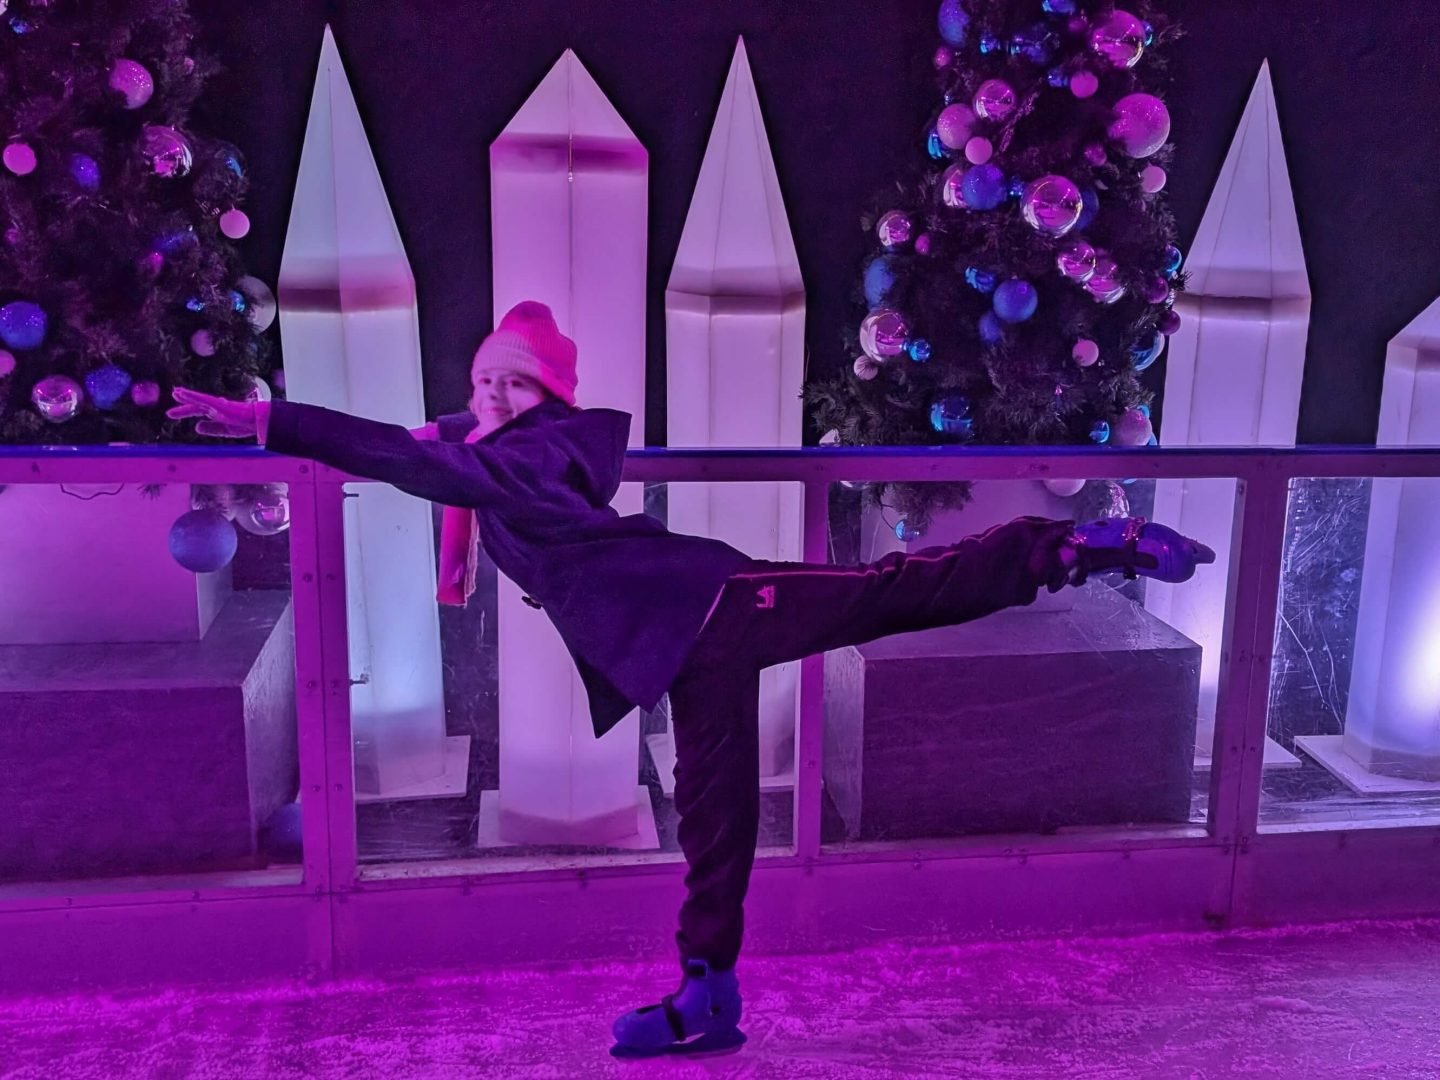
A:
[170,300,1214,1058]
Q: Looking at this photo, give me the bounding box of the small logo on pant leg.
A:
[755,584,777,610]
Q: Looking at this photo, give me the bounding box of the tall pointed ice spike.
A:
[662,38,805,786]
[1296,297,1440,792]
[481,51,657,849]
[279,27,466,802]
[1150,60,1311,744]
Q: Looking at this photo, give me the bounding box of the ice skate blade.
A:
[610,1027,747,1059]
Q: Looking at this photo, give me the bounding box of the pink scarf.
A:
[437,505,478,606]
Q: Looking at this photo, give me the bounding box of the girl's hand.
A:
[166,388,260,440]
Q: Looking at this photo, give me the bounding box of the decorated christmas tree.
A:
[808,0,1184,537]
[0,0,275,447]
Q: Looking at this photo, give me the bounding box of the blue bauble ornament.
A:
[993,279,1039,323]
[961,164,1006,210]
[1130,331,1165,372]
[930,394,974,437]
[927,130,946,160]
[1043,0,1076,12]
[1012,25,1058,64]
[864,257,898,307]
[69,154,101,192]
[937,0,969,46]
[1089,420,1112,445]
[895,518,923,543]
[1076,189,1100,230]
[10,17,32,34]
[1164,244,1184,275]
[231,289,248,313]
[224,153,244,179]
[84,364,133,411]
[1047,68,1070,88]
[965,266,997,293]
[979,33,1003,55]
[185,296,205,312]
[1143,22,1156,46]
[1007,176,1027,200]
[168,510,238,574]
[0,300,47,350]
[978,312,1004,344]
[906,338,933,363]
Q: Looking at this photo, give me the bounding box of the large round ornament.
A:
[237,275,277,332]
[937,0,969,46]
[237,486,291,536]
[1057,239,1097,282]
[0,300,47,349]
[3,142,36,175]
[168,509,238,573]
[965,136,993,165]
[1113,407,1154,446]
[936,103,976,149]
[32,375,83,422]
[140,125,194,178]
[1108,93,1171,158]
[940,164,966,208]
[1069,70,1100,99]
[219,209,250,239]
[1072,339,1100,367]
[1088,10,1147,69]
[961,164,1006,210]
[993,280,1038,323]
[930,394,974,437]
[1020,175,1083,237]
[1140,165,1168,193]
[1044,477,1086,497]
[876,210,914,248]
[973,79,1018,123]
[1131,331,1165,372]
[109,58,154,109]
[863,256,897,307]
[860,309,909,361]
[1085,256,1126,304]
[1076,188,1100,230]
[84,364,133,410]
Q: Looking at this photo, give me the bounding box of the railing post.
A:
[793,478,831,860]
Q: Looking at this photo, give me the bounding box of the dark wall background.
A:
[193,0,1440,447]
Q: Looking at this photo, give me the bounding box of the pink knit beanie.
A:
[471,301,578,406]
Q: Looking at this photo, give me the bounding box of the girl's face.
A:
[469,368,549,435]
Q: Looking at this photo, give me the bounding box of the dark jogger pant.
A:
[667,516,1076,972]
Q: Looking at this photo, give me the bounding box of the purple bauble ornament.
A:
[137,251,164,279]
[131,381,162,407]
[32,375,83,423]
[1140,164,1168,193]
[1057,239,1098,282]
[973,79,1018,123]
[933,46,954,69]
[1069,70,1100,99]
[1113,407,1154,446]
[876,210,914,248]
[915,233,933,256]
[109,58,154,109]
[69,153,101,191]
[1083,142,1107,166]
[140,125,194,178]
[0,350,15,378]
[859,309,910,361]
[1073,339,1100,367]
[936,103,977,149]
[1020,175,1083,237]
[1141,276,1170,304]
[190,329,216,357]
[1089,10,1146,69]
[940,163,966,208]
[219,209,250,239]
[1158,309,1183,335]
[1108,93,1171,158]
[965,136,993,164]
[3,142,36,176]
[1085,256,1126,304]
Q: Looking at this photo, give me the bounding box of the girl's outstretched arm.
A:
[169,389,534,510]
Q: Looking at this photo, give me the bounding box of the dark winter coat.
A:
[265,399,750,737]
